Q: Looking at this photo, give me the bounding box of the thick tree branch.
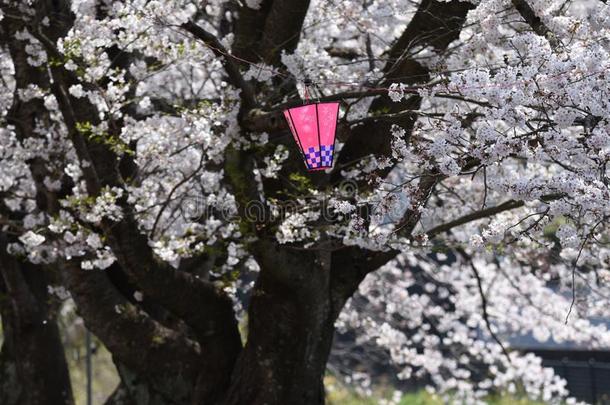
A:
[231,0,309,67]
[231,0,273,62]
[249,0,507,307]
[182,21,257,110]
[511,0,560,48]
[329,168,442,304]
[425,194,563,238]
[427,199,525,238]
[331,0,474,182]
[257,0,310,66]
[394,170,443,236]
[6,2,242,357]
[243,89,490,134]
[61,260,202,378]
[220,0,315,231]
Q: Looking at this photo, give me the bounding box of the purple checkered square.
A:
[320,144,334,166]
[304,145,334,169]
[305,146,321,169]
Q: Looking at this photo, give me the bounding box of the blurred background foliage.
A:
[57,301,119,404]
[325,375,547,405]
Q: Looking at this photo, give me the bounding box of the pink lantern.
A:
[284,102,340,171]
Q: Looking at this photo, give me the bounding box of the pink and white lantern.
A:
[283,102,340,171]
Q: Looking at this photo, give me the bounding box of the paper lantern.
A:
[284,102,340,171]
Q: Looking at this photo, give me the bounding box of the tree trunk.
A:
[0,278,23,405]
[96,239,343,405]
[223,240,337,405]
[0,238,74,405]
[104,383,136,405]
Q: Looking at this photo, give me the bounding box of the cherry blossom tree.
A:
[1,0,609,404]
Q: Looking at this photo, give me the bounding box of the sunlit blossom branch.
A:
[425,194,563,239]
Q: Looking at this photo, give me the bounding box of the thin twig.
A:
[565,220,603,323]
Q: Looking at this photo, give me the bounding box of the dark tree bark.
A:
[0,237,74,405]
[0,276,23,405]
[0,3,73,402]
[223,241,334,405]
[103,383,136,405]
[218,2,473,403]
